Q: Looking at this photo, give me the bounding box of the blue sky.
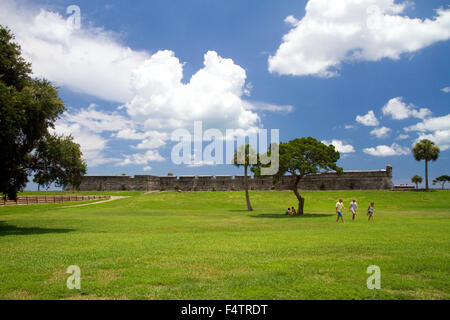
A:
[0,0,449,187]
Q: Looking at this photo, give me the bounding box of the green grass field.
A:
[0,190,449,300]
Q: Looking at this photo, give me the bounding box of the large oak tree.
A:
[0,26,86,199]
[254,137,342,215]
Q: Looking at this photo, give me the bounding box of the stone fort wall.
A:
[71,165,394,192]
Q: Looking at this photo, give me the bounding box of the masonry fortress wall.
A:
[71,165,394,192]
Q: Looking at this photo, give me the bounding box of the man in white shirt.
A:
[336,198,345,223]
[349,199,358,221]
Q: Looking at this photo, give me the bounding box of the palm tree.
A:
[233,144,257,211]
[412,140,440,190]
[411,175,422,189]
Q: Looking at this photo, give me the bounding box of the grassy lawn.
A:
[0,190,449,300]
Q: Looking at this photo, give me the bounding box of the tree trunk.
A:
[244,165,253,211]
[415,182,418,189]
[292,175,304,215]
[425,159,429,190]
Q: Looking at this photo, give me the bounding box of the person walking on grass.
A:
[367,202,375,223]
[349,199,358,221]
[336,198,345,223]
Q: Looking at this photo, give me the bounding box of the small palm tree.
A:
[412,140,440,190]
[411,175,422,189]
[233,144,257,211]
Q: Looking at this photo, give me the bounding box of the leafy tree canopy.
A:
[254,137,342,215]
[275,137,342,181]
[432,175,450,190]
[412,139,440,190]
[413,139,440,162]
[0,25,86,199]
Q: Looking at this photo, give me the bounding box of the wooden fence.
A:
[0,195,109,206]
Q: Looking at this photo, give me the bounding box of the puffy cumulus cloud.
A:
[0,0,148,102]
[370,126,391,138]
[269,0,450,77]
[405,114,450,150]
[363,143,410,157]
[356,110,379,126]
[382,97,432,120]
[322,139,355,153]
[125,50,261,131]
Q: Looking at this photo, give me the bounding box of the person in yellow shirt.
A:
[336,198,345,223]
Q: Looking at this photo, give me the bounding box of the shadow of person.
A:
[0,221,75,237]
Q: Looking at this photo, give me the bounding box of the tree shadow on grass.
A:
[0,221,75,237]
[249,213,334,219]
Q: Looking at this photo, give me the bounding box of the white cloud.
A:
[187,160,216,168]
[344,125,356,129]
[363,143,410,157]
[322,139,355,153]
[405,114,450,150]
[405,114,450,132]
[52,120,119,167]
[124,50,261,132]
[64,104,131,133]
[114,129,150,140]
[442,87,450,93]
[284,15,300,26]
[356,110,379,126]
[415,131,450,151]
[242,101,294,113]
[134,132,168,150]
[269,0,450,77]
[143,166,152,171]
[118,150,165,167]
[0,0,148,102]
[396,134,410,140]
[382,97,432,120]
[370,126,391,138]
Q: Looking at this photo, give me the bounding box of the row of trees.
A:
[411,175,450,190]
[0,25,86,199]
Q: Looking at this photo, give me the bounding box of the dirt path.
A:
[60,196,130,208]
